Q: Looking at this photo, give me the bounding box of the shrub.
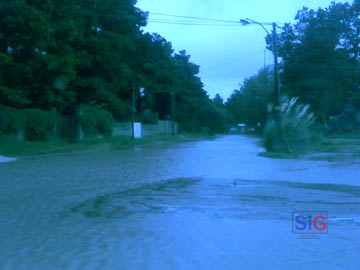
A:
[0,106,24,136]
[138,111,158,124]
[263,97,316,153]
[81,106,114,137]
[0,106,66,142]
[24,109,51,141]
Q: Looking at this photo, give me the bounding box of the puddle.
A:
[71,178,360,223]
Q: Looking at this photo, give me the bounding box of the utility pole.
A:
[354,50,359,92]
[171,91,176,135]
[240,18,282,139]
[264,49,266,69]
[132,82,136,138]
[272,23,281,133]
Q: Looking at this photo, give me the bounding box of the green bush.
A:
[138,111,158,124]
[0,106,24,135]
[263,97,316,154]
[81,106,114,137]
[24,109,51,141]
[0,106,65,142]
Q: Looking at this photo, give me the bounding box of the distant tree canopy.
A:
[227,1,360,130]
[0,0,225,133]
[226,67,273,127]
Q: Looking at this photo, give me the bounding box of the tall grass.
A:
[263,97,316,154]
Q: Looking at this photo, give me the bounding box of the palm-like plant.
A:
[264,97,316,153]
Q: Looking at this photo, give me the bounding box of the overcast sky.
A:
[136,0,351,100]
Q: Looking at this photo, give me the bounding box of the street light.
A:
[240,18,281,135]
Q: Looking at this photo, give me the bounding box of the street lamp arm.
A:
[243,18,271,36]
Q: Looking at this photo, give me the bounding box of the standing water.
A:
[0,136,359,269]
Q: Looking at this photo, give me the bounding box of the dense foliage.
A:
[226,67,273,127]
[0,105,62,142]
[227,1,360,134]
[278,1,360,124]
[0,0,225,141]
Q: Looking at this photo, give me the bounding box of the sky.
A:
[136,0,351,100]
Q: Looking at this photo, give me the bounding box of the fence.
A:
[112,120,178,137]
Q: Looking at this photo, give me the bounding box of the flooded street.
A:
[0,135,359,269]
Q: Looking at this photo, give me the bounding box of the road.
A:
[0,135,359,270]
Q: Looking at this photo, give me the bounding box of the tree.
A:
[226,67,273,127]
[0,0,54,108]
[278,2,356,121]
[0,0,226,137]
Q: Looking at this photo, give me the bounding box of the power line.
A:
[147,19,243,27]
[147,13,284,28]
[149,12,241,24]
[148,18,225,24]
[149,12,283,26]
[202,50,267,72]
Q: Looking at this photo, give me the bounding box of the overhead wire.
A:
[146,12,246,27]
[203,50,267,72]
[147,20,244,26]
[147,12,284,27]
[144,12,287,77]
[148,12,241,24]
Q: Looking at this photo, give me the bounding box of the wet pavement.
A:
[0,135,359,269]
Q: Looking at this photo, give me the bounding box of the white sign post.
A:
[133,122,142,139]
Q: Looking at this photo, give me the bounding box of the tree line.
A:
[0,0,226,141]
[226,1,360,133]
[4,0,357,142]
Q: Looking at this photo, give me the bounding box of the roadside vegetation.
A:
[225,1,360,155]
[0,0,226,150]
[0,133,215,157]
[263,97,316,154]
[2,1,360,158]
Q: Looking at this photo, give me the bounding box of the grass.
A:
[306,133,360,161]
[325,132,360,140]
[258,151,299,159]
[0,138,94,157]
[0,134,213,157]
[257,130,360,161]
